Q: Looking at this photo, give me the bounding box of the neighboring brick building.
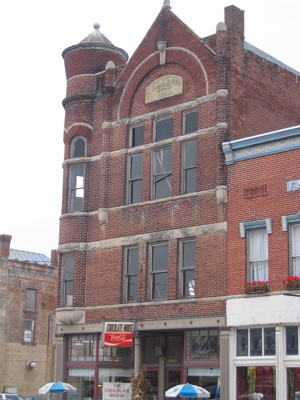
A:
[0,235,57,396]
[223,125,300,399]
[55,1,300,400]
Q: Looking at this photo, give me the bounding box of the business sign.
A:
[103,383,131,400]
[287,179,300,191]
[103,322,134,347]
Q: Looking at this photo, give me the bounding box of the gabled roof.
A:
[9,249,51,266]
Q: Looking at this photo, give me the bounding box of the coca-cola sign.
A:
[103,322,134,347]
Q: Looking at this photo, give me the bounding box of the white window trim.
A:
[239,219,272,238]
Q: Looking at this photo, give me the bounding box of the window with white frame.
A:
[24,318,34,343]
[286,326,299,355]
[71,136,86,158]
[68,334,97,361]
[150,243,168,300]
[124,246,138,302]
[154,116,173,141]
[130,124,144,147]
[183,110,197,135]
[182,141,197,194]
[62,254,74,307]
[236,327,276,356]
[240,219,272,283]
[26,288,36,311]
[69,164,84,212]
[153,147,172,199]
[291,224,300,275]
[248,229,268,282]
[180,239,195,298]
[128,153,143,204]
[282,213,300,276]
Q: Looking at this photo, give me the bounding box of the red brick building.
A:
[55,2,300,400]
[223,124,300,400]
[0,235,57,396]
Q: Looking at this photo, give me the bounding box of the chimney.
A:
[0,235,12,258]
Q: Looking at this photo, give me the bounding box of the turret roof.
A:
[79,22,113,45]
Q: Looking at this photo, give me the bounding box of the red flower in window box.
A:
[282,276,300,290]
[244,281,269,294]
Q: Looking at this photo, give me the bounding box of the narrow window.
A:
[180,239,195,297]
[153,147,172,199]
[183,141,197,194]
[286,326,298,355]
[291,224,300,275]
[131,125,144,147]
[184,110,197,135]
[71,137,86,158]
[128,153,143,204]
[150,243,168,300]
[26,289,36,311]
[24,319,34,343]
[69,165,84,212]
[236,329,248,356]
[154,117,173,141]
[124,247,138,302]
[62,254,74,307]
[264,327,276,355]
[248,228,268,282]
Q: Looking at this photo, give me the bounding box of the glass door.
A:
[166,369,181,390]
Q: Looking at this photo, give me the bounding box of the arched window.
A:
[68,137,86,212]
[71,137,86,158]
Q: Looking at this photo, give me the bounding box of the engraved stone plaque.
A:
[145,75,183,104]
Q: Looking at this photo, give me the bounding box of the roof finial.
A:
[163,0,171,8]
[93,22,100,30]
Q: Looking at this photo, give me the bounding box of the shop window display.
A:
[236,366,276,400]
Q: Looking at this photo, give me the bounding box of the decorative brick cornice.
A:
[222,125,300,165]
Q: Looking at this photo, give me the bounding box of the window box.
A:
[244,281,269,294]
[282,276,300,290]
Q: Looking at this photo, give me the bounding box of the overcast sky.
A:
[1,0,299,258]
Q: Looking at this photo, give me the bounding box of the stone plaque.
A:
[145,75,182,104]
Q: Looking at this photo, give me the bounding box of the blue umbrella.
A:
[165,383,210,398]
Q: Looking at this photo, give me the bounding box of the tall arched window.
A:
[68,137,86,212]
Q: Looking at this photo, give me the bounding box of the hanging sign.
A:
[103,383,132,400]
[103,322,134,347]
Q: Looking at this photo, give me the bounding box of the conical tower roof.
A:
[62,22,128,79]
[79,22,113,46]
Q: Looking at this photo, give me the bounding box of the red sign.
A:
[103,322,134,347]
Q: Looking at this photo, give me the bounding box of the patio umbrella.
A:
[39,382,78,394]
[165,383,210,398]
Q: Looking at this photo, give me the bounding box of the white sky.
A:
[1,0,299,258]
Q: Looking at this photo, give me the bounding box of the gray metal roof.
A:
[244,41,300,76]
[9,249,51,266]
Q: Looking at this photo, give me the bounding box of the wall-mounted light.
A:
[27,361,36,369]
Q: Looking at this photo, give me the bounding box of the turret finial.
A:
[163,0,171,8]
[93,22,100,30]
